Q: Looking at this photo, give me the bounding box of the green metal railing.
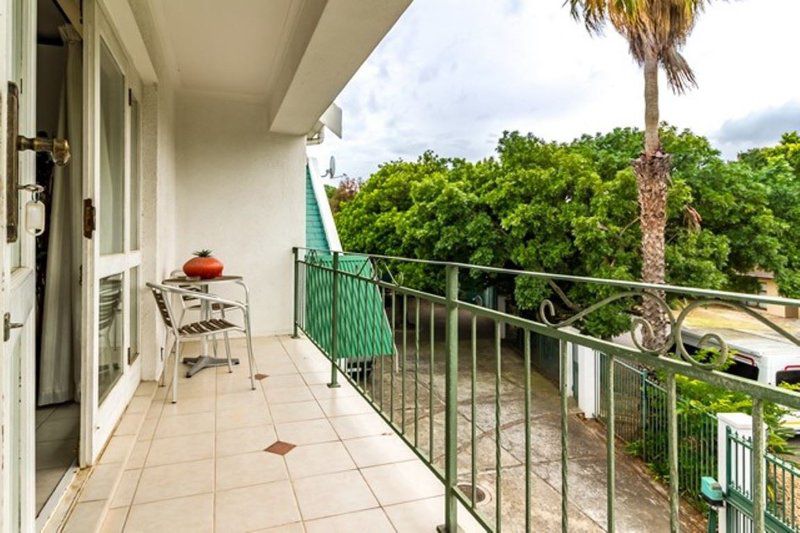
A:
[292,247,800,532]
[597,355,718,508]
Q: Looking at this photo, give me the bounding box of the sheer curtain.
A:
[38,25,82,406]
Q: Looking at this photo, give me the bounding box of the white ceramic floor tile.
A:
[216,424,277,457]
[329,413,391,440]
[316,397,375,417]
[269,400,325,423]
[125,492,213,533]
[111,469,140,508]
[145,433,213,467]
[343,434,417,468]
[275,418,338,446]
[361,460,444,506]
[292,470,378,521]
[264,385,315,405]
[99,506,128,533]
[216,405,272,431]
[304,508,395,533]
[215,480,301,532]
[284,441,356,479]
[154,411,214,439]
[134,459,213,504]
[215,451,288,491]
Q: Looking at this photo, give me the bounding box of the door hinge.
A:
[4,313,23,342]
[83,198,95,238]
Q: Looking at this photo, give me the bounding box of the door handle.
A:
[3,313,23,342]
[17,135,71,166]
[5,81,72,243]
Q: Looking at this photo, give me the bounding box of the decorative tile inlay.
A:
[265,440,296,456]
[255,373,269,381]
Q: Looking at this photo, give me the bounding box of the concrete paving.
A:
[359,302,705,532]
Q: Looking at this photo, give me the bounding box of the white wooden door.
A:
[81,0,143,465]
[2,0,38,529]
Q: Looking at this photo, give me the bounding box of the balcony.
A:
[58,249,800,532]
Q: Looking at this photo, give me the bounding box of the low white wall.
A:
[174,92,306,336]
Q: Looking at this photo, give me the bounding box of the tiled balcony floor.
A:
[72,335,481,533]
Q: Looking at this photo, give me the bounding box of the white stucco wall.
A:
[130,0,178,381]
[174,92,306,336]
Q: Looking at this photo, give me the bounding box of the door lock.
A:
[3,313,23,342]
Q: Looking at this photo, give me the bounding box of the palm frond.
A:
[567,0,713,93]
[661,47,697,93]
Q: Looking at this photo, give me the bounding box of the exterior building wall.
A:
[759,278,799,319]
[174,92,306,336]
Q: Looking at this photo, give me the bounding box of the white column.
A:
[717,412,754,533]
[563,327,598,417]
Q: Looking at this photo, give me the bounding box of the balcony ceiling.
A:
[150,0,411,134]
[154,0,295,98]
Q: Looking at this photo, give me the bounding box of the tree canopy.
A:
[335,126,800,336]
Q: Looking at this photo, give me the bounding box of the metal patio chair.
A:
[167,269,239,358]
[147,282,256,403]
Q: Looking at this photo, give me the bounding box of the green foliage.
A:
[739,132,800,297]
[336,126,800,335]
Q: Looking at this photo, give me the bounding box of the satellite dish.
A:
[328,156,336,178]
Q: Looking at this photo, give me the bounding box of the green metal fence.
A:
[727,428,800,532]
[292,247,800,532]
[597,355,718,508]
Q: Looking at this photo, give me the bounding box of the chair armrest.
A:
[162,285,246,311]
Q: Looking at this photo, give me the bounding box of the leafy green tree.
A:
[336,127,800,337]
[739,132,800,296]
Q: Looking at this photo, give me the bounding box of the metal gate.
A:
[725,428,799,532]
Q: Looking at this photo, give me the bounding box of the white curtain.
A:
[38,26,82,406]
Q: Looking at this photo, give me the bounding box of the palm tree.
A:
[568,0,709,347]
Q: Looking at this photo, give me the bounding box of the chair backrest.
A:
[170,269,201,304]
[99,278,122,332]
[147,283,178,331]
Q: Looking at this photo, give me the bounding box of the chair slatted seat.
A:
[178,318,237,336]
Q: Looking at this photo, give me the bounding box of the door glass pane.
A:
[99,41,125,255]
[98,273,124,403]
[129,99,140,249]
[129,267,139,364]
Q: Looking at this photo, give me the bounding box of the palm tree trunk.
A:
[633,50,670,349]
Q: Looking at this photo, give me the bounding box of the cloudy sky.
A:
[308,0,800,181]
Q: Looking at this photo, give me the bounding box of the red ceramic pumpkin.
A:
[183,250,224,279]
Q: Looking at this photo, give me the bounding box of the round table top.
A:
[162,274,243,286]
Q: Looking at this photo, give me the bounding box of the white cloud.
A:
[308,0,800,180]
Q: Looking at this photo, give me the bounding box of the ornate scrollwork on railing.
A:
[538,284,800,372]
[372,257,403,287]
[539,289,676,356]
[673,299,800,371]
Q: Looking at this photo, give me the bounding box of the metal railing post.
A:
[753,398,766,533]
[328,251,341,388]
[292,247,299,338]
[439,265,459,532]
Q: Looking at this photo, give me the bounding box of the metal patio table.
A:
[162,274,246,377]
